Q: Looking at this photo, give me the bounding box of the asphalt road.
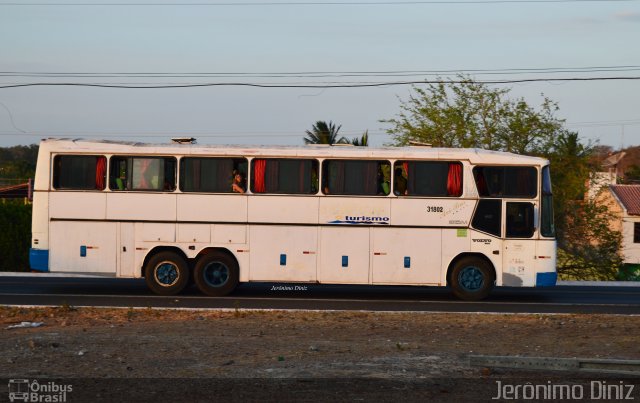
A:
[1,275,639,314]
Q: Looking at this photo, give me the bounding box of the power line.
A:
[2,66,640,79]
[1,76,640,89]
[5,122,640,138]
[568,118,640,126]
[5,122,639,136]
[0,0,635,6]
[2,123,639,139]
[567,120,640,128]
[0,101,26,133]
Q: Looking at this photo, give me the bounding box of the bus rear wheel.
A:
[194,252,239,297]
[450,257,495,301]
[144,251,190,296]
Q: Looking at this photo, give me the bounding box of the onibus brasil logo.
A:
[8,379,72,402]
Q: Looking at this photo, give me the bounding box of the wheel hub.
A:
[203,262,229,287]
[154,262,179,287]
[458,266,484,292]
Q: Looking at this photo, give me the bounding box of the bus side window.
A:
[471,199,501,237]
[109,157,128,191]
[473,166,537,198]
[53,155,106,190]
[251,158,318,194]
[395,161,462,197]
[109,156,176,192]
[322,159,390,196]
[506,202,535,238]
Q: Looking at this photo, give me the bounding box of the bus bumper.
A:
[29,249,49,272]
[535,272,557,287]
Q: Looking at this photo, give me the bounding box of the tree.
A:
[546,132,623,280]
[382,77,622,280]
[546,131,592,231]
[623,164,640,183]
[557,199,623,280]
[350,131,369,146]
[304,121,347,145]
[0,200,32,272]
[0,144,38,186]
[381,76,559,155]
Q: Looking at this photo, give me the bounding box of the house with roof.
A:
[600,185,640,269]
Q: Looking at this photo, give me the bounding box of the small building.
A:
[604,185,640,267]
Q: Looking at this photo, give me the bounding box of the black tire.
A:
[450,256,495,301]
[194,252,239,297]
[144,251,190,296]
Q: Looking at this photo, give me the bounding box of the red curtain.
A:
[95,157,106,190]
[253,159,266,193]
[447,163,462,196]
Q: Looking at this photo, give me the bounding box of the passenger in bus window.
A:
[115,163,128,190]
[232,170,246,193]
[116,175,126,190]
[379,164,390,195]
[394,167,407,195]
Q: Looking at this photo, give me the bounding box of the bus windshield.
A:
[540,166,555,237]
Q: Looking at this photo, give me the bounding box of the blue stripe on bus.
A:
[29,249,49,272]
[536,272,557,287]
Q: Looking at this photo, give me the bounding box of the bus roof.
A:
[37,138,549,166]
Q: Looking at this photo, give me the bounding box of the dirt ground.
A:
[1,307,639,402]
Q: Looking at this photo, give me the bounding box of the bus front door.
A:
[502,201,537,287]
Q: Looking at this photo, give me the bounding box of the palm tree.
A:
[350,130,369,146]
[304,121,347,145]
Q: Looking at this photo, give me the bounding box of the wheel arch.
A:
[445,252,497,287]
[194,247,240,268]
[141,246,191,278]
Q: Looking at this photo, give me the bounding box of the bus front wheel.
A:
[144,251,190,296]
[450,257,495,301]
[194,252,239,297]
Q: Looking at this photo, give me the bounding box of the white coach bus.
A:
[29,138,557,301]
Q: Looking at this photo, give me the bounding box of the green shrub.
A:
[0,200,32,272]
[618,264,640,281]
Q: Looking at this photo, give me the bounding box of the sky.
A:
[0,0,639,149]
